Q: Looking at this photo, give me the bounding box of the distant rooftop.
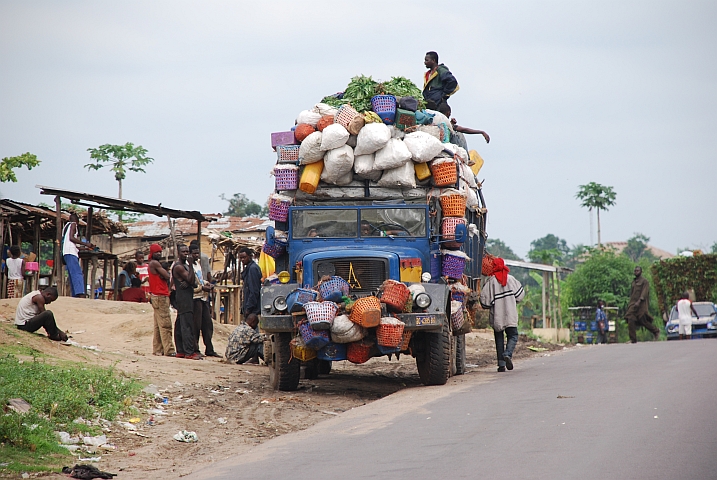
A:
[603,242,674,260]
[120,216,272,238]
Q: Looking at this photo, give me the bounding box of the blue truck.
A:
[259,183,487,391]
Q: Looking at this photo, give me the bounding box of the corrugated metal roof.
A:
[123,216,272,238]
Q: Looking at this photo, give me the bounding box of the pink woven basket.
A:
[276,144,300,163]
[441,217,467,248]
[268,195,291,222]
[450,301,465,330]
[303,301,338,330]
[274,166,299,191]
[335,104,360,129]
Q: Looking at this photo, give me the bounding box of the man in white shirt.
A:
[677,291,699,340]
[15,287,67,341]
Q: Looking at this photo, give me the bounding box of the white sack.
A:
[461,163,477,188]
[331,314,366,343]
[313,103,339,117]
[373,138,412,170]
[378,161,416,188]
[416,125,442,140]
[296,110,322,127]
[389,125,405,140]
[335,170,354,186]
[426,109,454,132]
[320,123,350,151]
[354,123,391,155]
[321,145,354,184]
[443,143,469,164]
[298,131,324,164]
[354,154,382,181]
[403,131,444,163]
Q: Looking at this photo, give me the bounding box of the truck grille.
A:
[315,259,387,294]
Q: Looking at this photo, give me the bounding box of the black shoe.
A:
[497,366,506,372]
[205,352,221,358]
[503,355,513,370]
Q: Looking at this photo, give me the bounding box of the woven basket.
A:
[450,300,465,331]
[298,321,331,350]
[268,194,292,222]
[380,280,410,312]
[290,337,317,362]
[482,253,496,276]
[347,341,373,364]
[430,160,458,187]
[317,342,348,362]
[376,318,406,348]
[441,217,467,248]
[439,194,467,217]
[276,144,300,163]
[335,104,360,129]
[349,296,381,328]
[371,95,397,125]
[261,240,286,259]
[274,166,299,191]
[286,288,318,313]
[304,301,338,330]
[442,253,467,279]
[451,290,466,304]
[318,276,350,303]
[400,330,413,351]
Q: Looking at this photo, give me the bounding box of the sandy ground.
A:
[0,297,565,479]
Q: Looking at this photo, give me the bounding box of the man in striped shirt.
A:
[480,258,525,372]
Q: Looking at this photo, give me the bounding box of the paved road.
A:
[189,340,717,480]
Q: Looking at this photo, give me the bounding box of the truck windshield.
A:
[360,208,426,237]
[292,209,358,238]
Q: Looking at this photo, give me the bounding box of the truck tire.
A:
[318,360,332,375]
[455,334,466,375]
[268,333,300,391]
[416,322,451,386]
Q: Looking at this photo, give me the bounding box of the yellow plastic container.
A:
[299,160,323,194]
[399,258,423,283]
[469,150,484,176]
[414,162,431,181]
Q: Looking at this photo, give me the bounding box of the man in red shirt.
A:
[122,277,148,303]
[148,243,175,356]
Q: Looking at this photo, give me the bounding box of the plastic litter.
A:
[58,431,80,444]
[217,417,227,424]
[173,430,198,443]
[83,435,107,447]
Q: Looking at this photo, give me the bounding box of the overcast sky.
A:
[1,0,715,257]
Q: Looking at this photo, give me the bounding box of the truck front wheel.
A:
[268,333,300,391]
[416,322,450,386]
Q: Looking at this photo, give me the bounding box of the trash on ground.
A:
[62,464,116,479]
[173,430,198,443]
[217,417,227,424]
[58,431,80,444]
[527,346,548,352]
[82,435,107,447]
[77,456,102,462]
[129,417,141,423]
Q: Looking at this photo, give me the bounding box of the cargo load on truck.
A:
[260,74,488,391]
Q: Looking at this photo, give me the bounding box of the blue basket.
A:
[317,343,347,362]
[318,276,350,303]
[584,334,594,344]
[377,344,401,355]
[298,322,330,350]
[286,288,318,313]
[371,95,397,125]
[590,321,598,332]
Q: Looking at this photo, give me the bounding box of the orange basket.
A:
[400,330,413,351]
[349,296,381,328]
[376,318,406,348]
[380,280,410,312]
[430,160,458,187]
[335,104,360,129]
[482,253,496,276]
[347,341,373,364]
[439,194,466,217]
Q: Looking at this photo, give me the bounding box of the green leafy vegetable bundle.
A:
[321,75,426,112]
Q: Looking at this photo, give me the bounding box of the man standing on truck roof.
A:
[480,258,525,372]
[423,51,459,111]
[625,266,660,343]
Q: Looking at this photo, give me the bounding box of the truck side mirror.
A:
[453,223,467,244]
[265,226,276,247]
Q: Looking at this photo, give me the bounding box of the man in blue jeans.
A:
[62,213,94,297]
[480,257,525,372]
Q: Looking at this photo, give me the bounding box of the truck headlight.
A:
[273,296,288,312]
[421,272,432,282]
[414,293,432,309]
[707,322,715,330]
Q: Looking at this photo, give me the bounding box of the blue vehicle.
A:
[664,301,717,340]
[260,187,487,391]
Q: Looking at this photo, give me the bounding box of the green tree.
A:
[623,233,657,263]
[85,143,153,199]
[528,234,569,265]
[710,242,717,254]
[485,238,522,261]
[220,193,268,217]
[575,182,617,246]
[564,249,634,311]
[0,152,40,182]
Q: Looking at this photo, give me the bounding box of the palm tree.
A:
[575,182,616,246]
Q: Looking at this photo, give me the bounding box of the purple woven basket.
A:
[442,253,466,279]
[268,196,291,222]
[274,167,299,191]
[318,276,350,302]
[276,145,300,163]
[451,302,465,330]
[298,321,330,350]
[371,95,397,125]
[262,241,286,259]
[451,290,466,304]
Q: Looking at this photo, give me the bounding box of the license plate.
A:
[415,315,437,326]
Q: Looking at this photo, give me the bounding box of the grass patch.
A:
[0,353,142,474]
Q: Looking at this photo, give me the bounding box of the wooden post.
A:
[102,257,108,299]
[542,271,548,329]
[113,258,119,301]
[196,221,202,255]
[54,196,64,293]
[32,214,41,292]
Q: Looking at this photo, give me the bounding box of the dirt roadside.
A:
[0,297,566,479]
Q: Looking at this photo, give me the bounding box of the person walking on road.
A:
[480,257,525,372]
[147,243,175,357]
[677,291,699,340]
[626,266,660,343]
[596,300,608,344]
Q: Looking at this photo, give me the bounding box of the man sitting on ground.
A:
[121,277,148,303]
[225,314,264,365]
[15,287,68,341]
